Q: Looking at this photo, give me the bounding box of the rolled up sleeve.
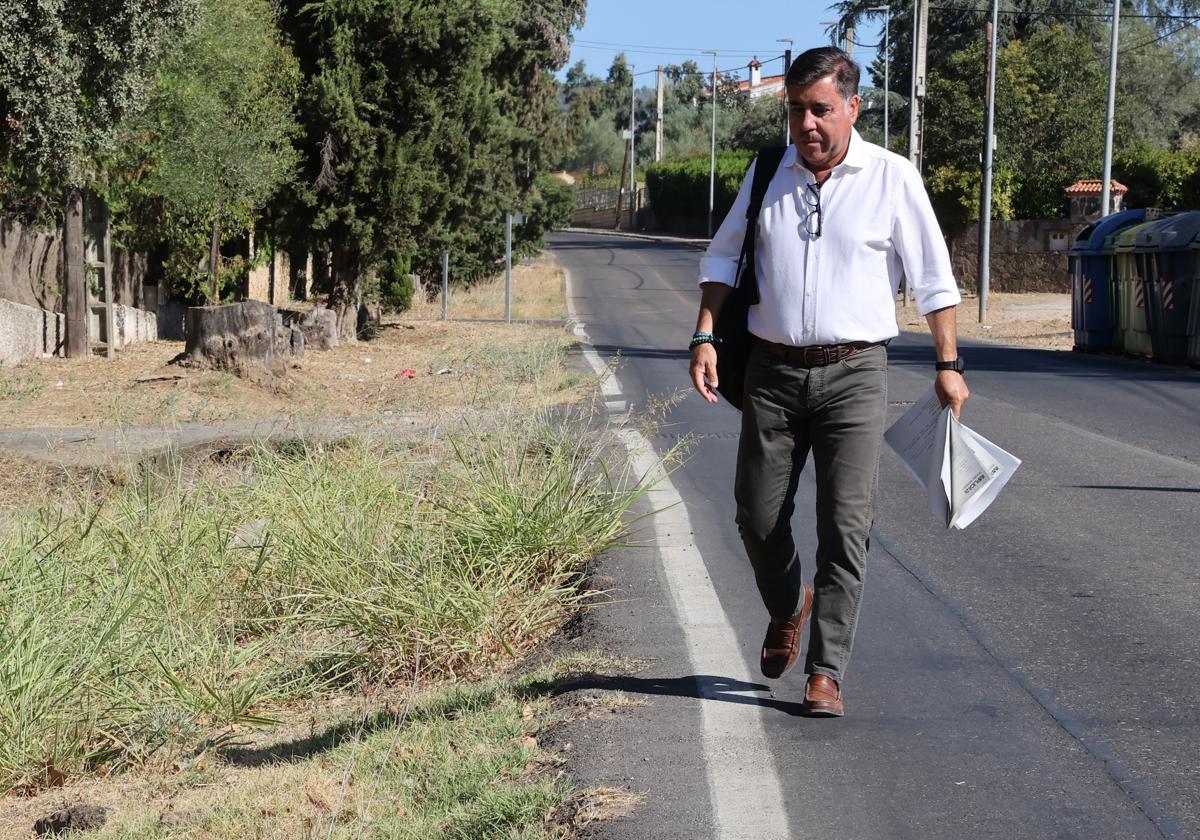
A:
[698,159,756,287]
[893,164,961,315]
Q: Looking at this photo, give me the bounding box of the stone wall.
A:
[0,216,63,311]
[947,219,1083,293]
[0,299,65,366]
[1,215,151,311]
[1,297,157,367]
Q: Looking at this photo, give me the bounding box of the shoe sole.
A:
[800,703,844,718]
[760,583,814,679]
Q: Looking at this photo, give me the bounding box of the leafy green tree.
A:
[0,0,198,188]
[730,95,787,151]
[1113,141,1200,208]
[277,0,584,336]
[665,61,706,107]
[111,0,301,302]
[564,115,626,175]
[996,26,1106,217]
[0,0,196,354]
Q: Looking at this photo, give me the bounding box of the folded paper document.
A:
[884,388,1021,530]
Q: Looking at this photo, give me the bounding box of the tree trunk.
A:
[63,189,88,358]
[327,239,360,342]
[209,220,221,303]
[184,299,303,375]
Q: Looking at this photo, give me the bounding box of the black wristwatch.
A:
[935,358,965,373]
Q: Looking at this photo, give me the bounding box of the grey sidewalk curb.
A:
[0,413,443,468]
[560,227,710,249]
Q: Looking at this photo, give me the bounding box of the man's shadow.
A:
[517,671,808,716]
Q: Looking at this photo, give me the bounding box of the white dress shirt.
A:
[699,129,961,346]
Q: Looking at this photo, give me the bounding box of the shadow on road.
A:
[585,343,691,361]
[889,340,1200,384]
[518,671,809,717]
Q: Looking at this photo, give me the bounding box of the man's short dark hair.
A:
[785,47,860,101]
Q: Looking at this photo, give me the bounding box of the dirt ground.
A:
[897,291,1072,350]
[0,254,581,429]
[0,260,1072,432]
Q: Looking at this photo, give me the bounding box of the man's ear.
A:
[847,94,860,124]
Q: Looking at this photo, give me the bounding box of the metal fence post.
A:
[441,250,449,320]
[505,212,513,324]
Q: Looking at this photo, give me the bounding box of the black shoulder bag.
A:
[712,145,787,411]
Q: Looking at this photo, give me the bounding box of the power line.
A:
[572,38,777,56]
[570,54,786,81]
[927,4,1200,20]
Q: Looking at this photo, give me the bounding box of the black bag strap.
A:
[734,145,788,305]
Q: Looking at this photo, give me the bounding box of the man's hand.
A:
[690,342,720,403]
[935,369,969,418]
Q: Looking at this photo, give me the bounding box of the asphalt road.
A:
[550,231,1200,840]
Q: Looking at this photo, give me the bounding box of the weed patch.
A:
[0,412,646,795]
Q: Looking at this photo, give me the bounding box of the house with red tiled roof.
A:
[723,58,787,100]
[1065,178,1127,221]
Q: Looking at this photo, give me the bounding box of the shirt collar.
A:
[786,128,867,177]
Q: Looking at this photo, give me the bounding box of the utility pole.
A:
[630,70,637,229]
[655,65,664,162]
[1100,0,1121,219]
[777,39,793,146]
[821,19,842,48]
[978,2,1000,324]
[704,49,718,238]
[908,0,928,173]
[902,0,929,308]
[869,6,891,150]
[63,189,87,358]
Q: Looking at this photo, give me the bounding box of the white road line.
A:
[565,265,791,840]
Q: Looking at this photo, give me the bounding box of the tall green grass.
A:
[0,412,644,793]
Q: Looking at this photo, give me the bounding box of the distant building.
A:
[706,59,786,101]
[1066,179,1127,221]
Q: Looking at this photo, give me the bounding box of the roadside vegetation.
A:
[0,404,647,834]
[0,255,577,429]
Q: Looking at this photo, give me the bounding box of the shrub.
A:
[645,150,755,233]
[529,175,575,234]
[379,252,416,311]
[1113,142,1200,210]
[926,165,1017,226]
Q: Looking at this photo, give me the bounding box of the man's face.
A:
[787,75,859,175]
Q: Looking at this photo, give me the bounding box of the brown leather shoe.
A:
[760,582,813,679]
[802,674,844,717]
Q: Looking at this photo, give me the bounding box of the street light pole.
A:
[777,38,793,146]
[978,0,1000,324]
[630,69,637,229]
[704,49,718,238]
[873,6,891,150]
[1100,0,1121,219]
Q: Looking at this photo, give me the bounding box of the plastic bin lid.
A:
[1069,208,1145,254]
[1131,215,1184,249]
[1137,209,1200,251]
[1114,219,1168,251]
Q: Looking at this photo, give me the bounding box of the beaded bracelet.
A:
[690,331,720,349]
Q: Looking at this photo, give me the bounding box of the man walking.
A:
[688,47,968,717]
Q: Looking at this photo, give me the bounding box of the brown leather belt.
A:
[758,339,882,367]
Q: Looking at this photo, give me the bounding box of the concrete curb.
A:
[559,227,710,248]
[0,413,441,468]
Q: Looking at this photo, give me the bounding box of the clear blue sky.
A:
[562,1,886,82]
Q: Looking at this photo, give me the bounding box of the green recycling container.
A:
[1140,211,1200,364]
[1113,219,1168,357]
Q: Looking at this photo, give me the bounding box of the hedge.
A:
[645,150,756,235]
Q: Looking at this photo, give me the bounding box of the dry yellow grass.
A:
[407,249,566,322]
[897,292,1073,350]
[0,254,585,429]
